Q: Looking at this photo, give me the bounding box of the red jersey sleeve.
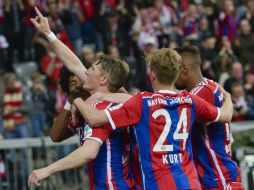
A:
[84,124,113,144]
[190,94,220,124]
[104,93,143,130]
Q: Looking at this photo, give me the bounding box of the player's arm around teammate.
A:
[89,91,132,104]
[217,86,233,122]
[73,88,233,128]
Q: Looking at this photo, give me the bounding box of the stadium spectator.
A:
[199,34,217,80]
[150,0,178,47]
[198,16,214,39]
[135,35,157,91]
[232,81,249,121]
[3,0,26,71]
[2,72,29,186]
[59,0,83,54]
[182,3,200,37]
[224,61,244,93]
[246,0,254,32]
[80,45,94,63]
[100,11,130,56]
[108,45,119,58]
[23,0,47,61]
[3,73,29,139]
[30,72,48,137]
[245,70,254,97]
[217,0,237,44]
[40,49,62,89]
[234,19,254,66]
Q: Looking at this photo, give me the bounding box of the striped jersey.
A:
[104,90,220,190]
[69,101,134,190]
[129,127,143,190]
[191,78,241,189]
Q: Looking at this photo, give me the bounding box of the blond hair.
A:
[147,48,182,85]
[98,55,129,92]
[31,72,42,81]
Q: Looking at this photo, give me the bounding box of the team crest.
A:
[83,124,93,138]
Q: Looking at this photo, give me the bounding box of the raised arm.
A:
[30,7,87,83]
[28,139,101,186]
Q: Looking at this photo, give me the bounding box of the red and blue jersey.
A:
[129,127,143,190]
[190,78,242,189]
[104,90,220,190]
[69,101,133,190]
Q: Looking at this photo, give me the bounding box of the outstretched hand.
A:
[30,7,51,35]
[28,167,51,186]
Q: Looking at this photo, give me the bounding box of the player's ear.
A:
[100,75,109,86]
[182,64,189,77]
[149,70,156,82]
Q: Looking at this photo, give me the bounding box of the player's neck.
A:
[90,87,109,95]
[188,72,204,91]
[152,83,175,92]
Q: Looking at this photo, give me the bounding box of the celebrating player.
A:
[72,48,234,190]
[175,46,243,190]
[29,7,134,189]
[28,55,133,189]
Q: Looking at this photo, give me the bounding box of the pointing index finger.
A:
[35,6,43,18]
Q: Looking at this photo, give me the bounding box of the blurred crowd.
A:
[0,0,254,140]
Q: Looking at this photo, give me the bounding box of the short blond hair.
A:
[147,48,182,85]
[98,55,129,92]
[31,72,42,81]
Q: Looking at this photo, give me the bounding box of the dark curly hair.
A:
[59,58,92,94]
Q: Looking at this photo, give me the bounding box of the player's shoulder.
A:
[135,91,154,98]
[140,91,153,96]
[177,89,191,96]
[191,78,218,96]
[177,90,198,103]
[95,100,116,110]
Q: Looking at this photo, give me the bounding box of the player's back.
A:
[191,79,241,188]
[134,90,207,190]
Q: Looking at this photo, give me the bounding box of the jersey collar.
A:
[157,90,177,94]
